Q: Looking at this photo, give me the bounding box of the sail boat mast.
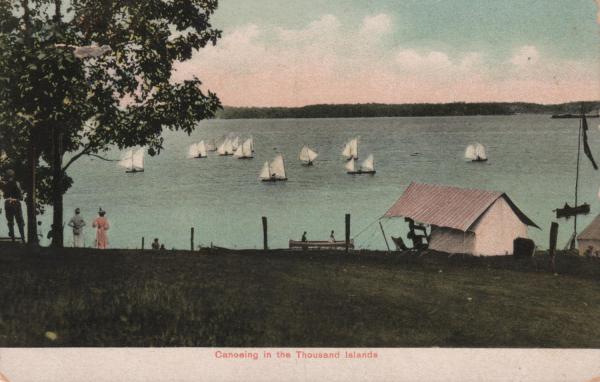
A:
[573,106,583,243]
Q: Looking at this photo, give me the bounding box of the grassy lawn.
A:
[0,245,599,347]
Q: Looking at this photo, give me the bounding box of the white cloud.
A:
[510,45,540,66]
[359,13,393,37]
[172,16,600,106]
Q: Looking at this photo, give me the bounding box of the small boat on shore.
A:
[554,202,590,219]
[119,149,145,173]
[299,145,318,166]
[465,143,488,162]
[342,138,359,161]
[346,154,376,175]
[260,154,287,182]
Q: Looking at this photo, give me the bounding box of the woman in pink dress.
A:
[92,208,110,249]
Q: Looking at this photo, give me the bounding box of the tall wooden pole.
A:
[190,227,195,251]
[262,216,268,250]
[571,106,583,250]
[379,221,391,253]
[345,213,350,253]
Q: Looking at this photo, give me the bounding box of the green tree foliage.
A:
[0,0,222,245]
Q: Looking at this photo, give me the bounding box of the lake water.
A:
[32,115,600,250]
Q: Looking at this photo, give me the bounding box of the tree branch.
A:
[62,144,92,171]
[89,153,117,162]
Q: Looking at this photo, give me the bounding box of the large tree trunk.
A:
[51,126,64,248]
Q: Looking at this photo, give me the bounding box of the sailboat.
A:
[346,154,376,175]
[555,106,597,249]
[118,148,144,173]
[259,154,287,181]
[299,145,318,166]
[217,137,234,156]
[234,139,254,159]
[464,143,488,162]
[206,139,217,152]
[342,138,359,160]
[188,141,207,158]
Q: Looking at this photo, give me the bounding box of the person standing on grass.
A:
[68,208,86,247]
[329,230,335,243]
[92,208,110,249]
[0,169,25,243]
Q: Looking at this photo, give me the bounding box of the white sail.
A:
[300,146,318,163]
[271,154,286,179]
[464,144,476,160]
[249,137,255,152]
[349,138,358,159]
[345,158,355,172]
[361,154,374,171]
[118,150,134,169]
[342,138,359,159]
[259,161,271,180]
[197,141,207,157]
[231,136,240,150]
[217,139,227,155]
[342,141,352,159]
[224,138,234,154]
[132,149,144,170]
[474,143,487,160]
[233,145,244,158]
[242,139,253,157]
[188,143,199,158]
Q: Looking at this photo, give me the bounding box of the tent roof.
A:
[577,214,600,240]
[383,182,539,231]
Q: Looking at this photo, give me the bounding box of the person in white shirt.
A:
[68,208,86,247]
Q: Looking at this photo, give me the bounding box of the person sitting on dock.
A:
[391,236,409,251]
[301,231,308,250]
[405,217,428,250]
[329,230,335,243]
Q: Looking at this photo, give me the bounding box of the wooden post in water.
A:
[141,237,145,251]
[262,216,268,250]
[549,222,559,272]
[190,227,195,251]
[345,214,351,254]
[379,221,391,253]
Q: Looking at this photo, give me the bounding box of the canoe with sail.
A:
[118,148,145,173]
[346,154,376,175]
[299,145,318,166]
[234,139,254,159]
[260,154,287,181]
[464,143,488,162]
[342,138,359,160]
[217,137,234,156]
[188,141,207,158]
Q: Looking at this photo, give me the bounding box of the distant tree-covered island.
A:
[217,101,600,119]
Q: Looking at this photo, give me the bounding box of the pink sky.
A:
[173,14,600,107]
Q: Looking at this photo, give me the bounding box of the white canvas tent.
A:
[577,214,600,256]
[383,182,539,256]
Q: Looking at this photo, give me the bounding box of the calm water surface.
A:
[32,115,600,250]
